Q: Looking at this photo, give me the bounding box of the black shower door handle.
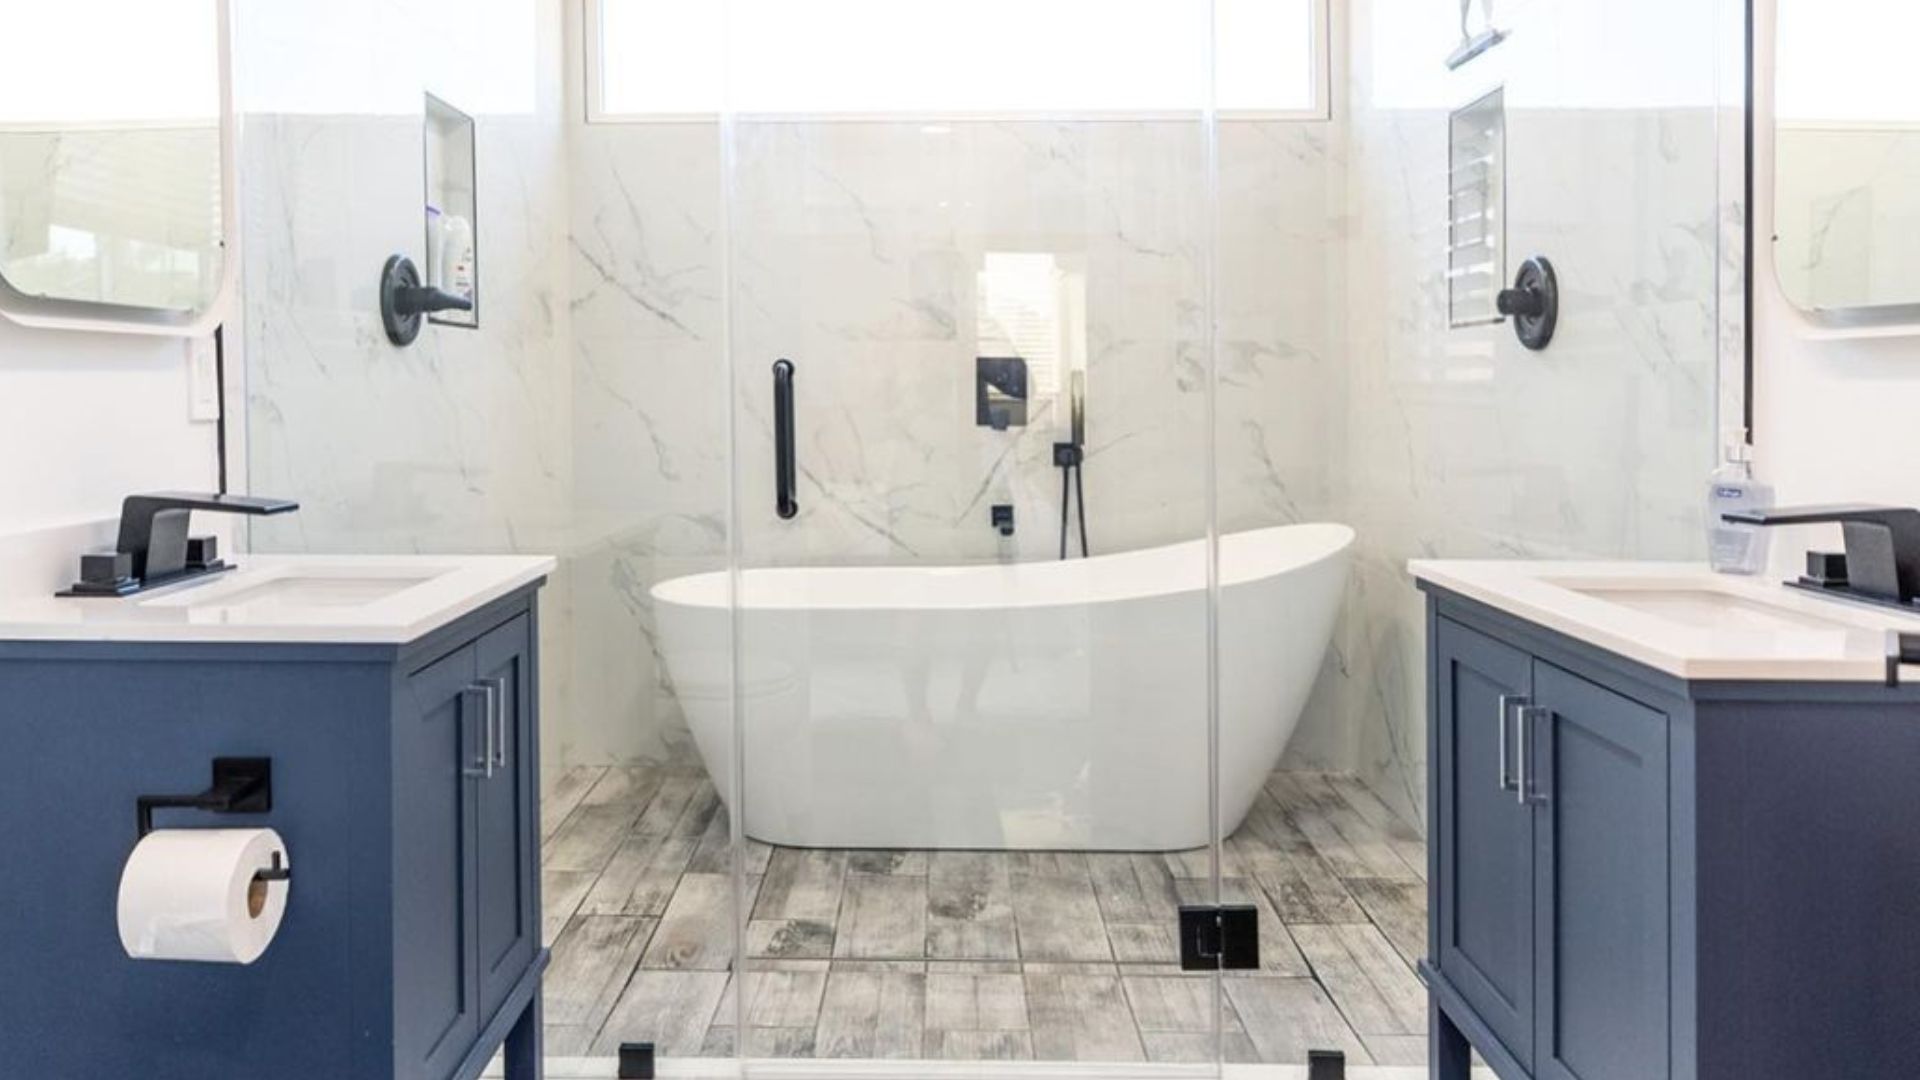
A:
[773,359,798,520]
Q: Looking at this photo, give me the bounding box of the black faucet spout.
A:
[62,491,300,597]
[1723,504,1920,605]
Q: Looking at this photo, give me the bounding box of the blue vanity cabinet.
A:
[394,611,539,1078]
[473,614,539,1021]
[1528,662,1670,1080]
[1433,618,1536,1072]
[0,584,547,1080]
[1424,582,1920,1080]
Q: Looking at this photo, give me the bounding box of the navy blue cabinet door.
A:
[393,644,481,1079]
[474,615,537,1021]
[1435,617,1536,1071]
[1530,662,1670,1080]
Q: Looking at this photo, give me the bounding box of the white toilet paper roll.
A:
[116,828,290,964]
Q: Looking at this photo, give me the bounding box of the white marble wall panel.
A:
[565,117,1351,773]
[238,1,577,761]
[1341,0,1721,826]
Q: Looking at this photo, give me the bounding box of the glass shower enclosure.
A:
[646,1,1241,1070]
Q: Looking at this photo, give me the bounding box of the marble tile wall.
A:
[1339,0,1723,825]
[565,117,1352,773]
[236,1,578,757]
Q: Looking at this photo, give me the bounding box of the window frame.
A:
[582,0,1332,124]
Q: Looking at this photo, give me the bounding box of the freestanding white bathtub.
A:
[651,523,1353,851]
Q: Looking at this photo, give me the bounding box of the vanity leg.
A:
[1431,995,1471,1080]
[504,991,543,1079]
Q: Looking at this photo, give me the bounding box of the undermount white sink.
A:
[140,565,451,613]
[1549,580,1858,634]
[0,554,555,644]
[1409,559,1920,682]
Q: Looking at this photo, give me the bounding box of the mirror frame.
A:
[1754,0,1920,334]
[0,0,238,337]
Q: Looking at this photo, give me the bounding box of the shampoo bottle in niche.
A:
[439,213,475,308]
[1707,438,1772,574]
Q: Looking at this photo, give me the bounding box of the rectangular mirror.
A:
[1772,0,1920,318]
[0,0,232,332]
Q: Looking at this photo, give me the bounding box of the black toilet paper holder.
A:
[136,757,274,839]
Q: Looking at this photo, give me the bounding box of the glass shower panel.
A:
[687,3,1226,1071]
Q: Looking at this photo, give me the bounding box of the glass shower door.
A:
[693,3,1230,1070]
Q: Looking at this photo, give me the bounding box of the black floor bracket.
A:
[618,1042,655,1080]
[1308,1049,1347,1079]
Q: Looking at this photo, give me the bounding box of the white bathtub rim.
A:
[651,523,1355,613]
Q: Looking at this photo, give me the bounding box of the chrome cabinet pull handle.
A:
[461,683,493,778]
[487,677,509,771]
[1516,705,1550,805]
[1497,694,1524,792]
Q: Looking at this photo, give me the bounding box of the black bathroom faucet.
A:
[62,491,300,597]
[1723,504,1920,607]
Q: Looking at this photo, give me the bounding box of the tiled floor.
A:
[538,767,1428,1066]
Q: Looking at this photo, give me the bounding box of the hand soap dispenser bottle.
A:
[1707,437,1772,574]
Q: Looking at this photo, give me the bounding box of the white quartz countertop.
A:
[1409,559,1920,682]
[0,554,555,645]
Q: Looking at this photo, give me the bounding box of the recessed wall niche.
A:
[1447,87,1506,328]
[423,93,478,329]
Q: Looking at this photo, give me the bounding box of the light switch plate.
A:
[188,336,220,422]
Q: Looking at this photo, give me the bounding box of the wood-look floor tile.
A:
[641,873,748,971]
[700,1025,819,1058]
[1272,774,1422,884]
[927,1030,1035,1060]
[833,873,927,960]
[1120,973,1216,1033]
[847,850,927,875]
[1290,923,1425,1036]
[545,915,655,1030]
[590,970,730,1057]
[1326,775,1428,882]
[541,869,598,947]
[926,851,1017,961]
[746,918,835,959]
[540,766,606,843]
[1142,1030,1263,1064]
[1221,977,1372,1064]
[1025,971,1145,1062]
[1011,866,1111,963]
[1232,794,1368,924]
[578,765,664,808]
[926,970,1029,1031]
[1105,922,1179,964]
[542,804,644,873]
[1346,877,1427,969]
[814,968,926,1059]
[539,770,1429,1065]
[1363,1032,1430,1066]
[1089,853,1181,924]
[740,963,831,1028]
[753,848,849,924]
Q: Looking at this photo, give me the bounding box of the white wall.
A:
[0,317,222,601]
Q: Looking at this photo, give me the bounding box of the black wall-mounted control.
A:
[976,357,1029,430]
[1497,256,1559,351]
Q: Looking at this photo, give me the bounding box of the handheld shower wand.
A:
[1054,372,1089,560]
